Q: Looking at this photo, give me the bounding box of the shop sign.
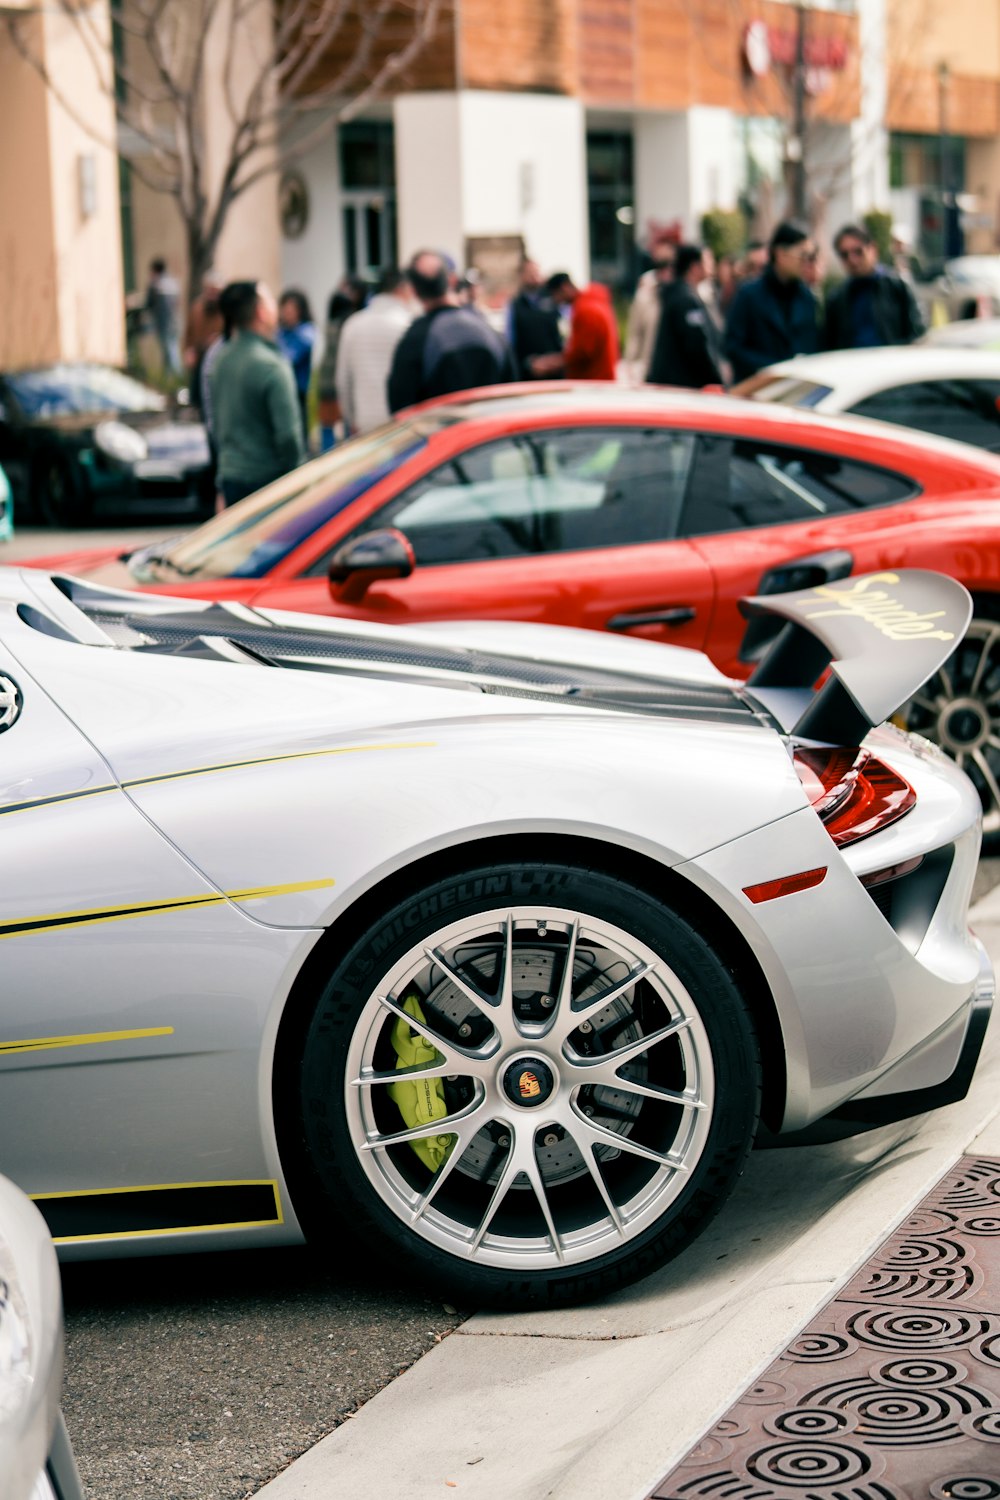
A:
[742,22,848,79]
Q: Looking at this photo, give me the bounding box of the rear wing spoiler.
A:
[741,569,971,745]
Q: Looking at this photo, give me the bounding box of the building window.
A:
[586,131,634,289]
[338,122,397,278]
[339,122,396,191]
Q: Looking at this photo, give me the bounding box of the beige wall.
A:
[123,0,279,309]
[0,3,124,368]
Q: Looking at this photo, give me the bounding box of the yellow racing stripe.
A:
[0,877,335,941]
[0,1026,174,1055]
[0,739,434,819]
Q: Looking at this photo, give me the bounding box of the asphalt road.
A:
[60,1245,464,1500]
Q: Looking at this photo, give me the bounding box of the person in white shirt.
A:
[335,268,415,435]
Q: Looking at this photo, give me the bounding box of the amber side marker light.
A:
[743,867,828,904]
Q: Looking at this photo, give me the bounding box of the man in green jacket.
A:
[211,281,306,507]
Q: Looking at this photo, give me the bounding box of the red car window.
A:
[679,434,918,537]
[325,427,696,568]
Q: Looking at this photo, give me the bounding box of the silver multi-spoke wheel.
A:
[905,619,1000,841]
[344,906,715,1272]
[294,863,759,1304]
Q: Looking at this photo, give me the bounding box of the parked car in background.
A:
[921,255,1000,322]
[0,1173,84,1500]
[0,563,991,1305]
[0,463,12,544]
[25,383,1000,839]
[735,347,1000,452]
[921,317,1000,351]
[0,363,213,526]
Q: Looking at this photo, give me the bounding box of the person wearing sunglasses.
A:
[823,222,925,350]
[724,220,821,383]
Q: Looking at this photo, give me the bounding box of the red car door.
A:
[251,423,717,650]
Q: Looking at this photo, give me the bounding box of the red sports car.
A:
[27,382,1000,835]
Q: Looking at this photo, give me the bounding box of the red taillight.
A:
[793,747,915,847]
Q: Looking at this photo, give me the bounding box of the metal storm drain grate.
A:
[650,1156,1000,1499]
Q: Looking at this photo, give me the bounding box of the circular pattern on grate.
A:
[742,1379,790,1406]
[806,1360,992,1447]
[902,1206,959,1237]
[930,1480,1000,1500]
[683,1417,749,1466]
[963,1410,1000,1443]
[746,1439,873,1486]
[788,1331,854,1363]
[846,1309,982,1352]
[941,1162,1000,1213]
[765,1408,851,1439]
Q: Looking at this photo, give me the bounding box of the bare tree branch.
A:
[7,0,443,293]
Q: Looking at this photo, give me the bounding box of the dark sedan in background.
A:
[0,363,213,525]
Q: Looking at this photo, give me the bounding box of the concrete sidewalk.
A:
[256,887,1000,1500]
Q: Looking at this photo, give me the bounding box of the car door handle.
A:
[607,607,696,631]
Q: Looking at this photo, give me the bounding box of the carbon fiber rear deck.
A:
[649,1156,1000,1499]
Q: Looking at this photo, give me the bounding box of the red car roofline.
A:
[395,381,1000,485]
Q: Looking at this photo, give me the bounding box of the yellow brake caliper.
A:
[387,995,455,1172]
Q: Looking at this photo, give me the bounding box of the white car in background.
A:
[0,1174,83,1500]
[735,346,1000,452]
[922,317,1000,351]
[924,255,1000,322]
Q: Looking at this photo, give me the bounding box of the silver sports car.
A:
[0,565,992,1306]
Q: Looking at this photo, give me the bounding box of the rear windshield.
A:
[733,374,832,408]
[129,417,445,583]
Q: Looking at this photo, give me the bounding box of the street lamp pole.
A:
[938,60,950,258]
[791,0,808,221]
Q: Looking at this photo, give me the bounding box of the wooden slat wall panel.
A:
[459,0,576,94]
[578,0,635,105]
[290,0,457,99]
[889,68,1000,136]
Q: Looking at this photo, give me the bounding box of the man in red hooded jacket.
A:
[532,273,620,380]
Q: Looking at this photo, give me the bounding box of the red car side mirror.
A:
[327,527,416,604]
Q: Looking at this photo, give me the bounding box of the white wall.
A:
[395,90,588,281]
[687,107,739,224]
[634,113,691,239]
[853,0,889,215]
[280,133,345,328]
[458,91,588,281]
[635,108,737,242]
[394,93,465,267]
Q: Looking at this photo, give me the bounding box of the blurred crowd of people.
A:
[625,217,925,391]
[153,247,627,508]
[139,216,925,510]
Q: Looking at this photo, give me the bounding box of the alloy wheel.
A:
[343,904,716,1272]
[905,619,1000,839]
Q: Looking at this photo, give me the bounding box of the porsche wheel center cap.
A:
[502,1057,555,1108]
[942,697,989,750]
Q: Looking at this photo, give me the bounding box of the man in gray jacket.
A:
[210,281,306,506]
[335,268,415,434]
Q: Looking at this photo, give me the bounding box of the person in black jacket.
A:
[387,251,516,413]
[507,258,563,377]
[647,244,724,388]
[724,221,820,383]
[824,222,925,349]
